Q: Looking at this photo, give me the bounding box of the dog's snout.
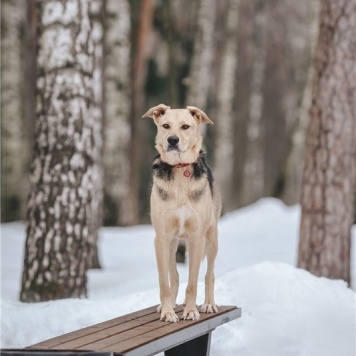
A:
[167,135,179,146]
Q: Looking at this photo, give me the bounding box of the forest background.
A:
[2,0,356,303]
[1,0,324,227]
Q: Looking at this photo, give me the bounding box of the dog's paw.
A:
[182,307,200,321]
[201,303,218,313]
[157,304,176,313]
[160,311,179,323]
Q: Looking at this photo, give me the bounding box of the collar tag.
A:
[183,169,191,178]
[173,163,191,178]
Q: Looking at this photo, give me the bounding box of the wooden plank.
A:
[28,305,159,350]
[102,306,240,355]
[95,306,241,355]
[1,351,114,356]
[74,306,183,350]
[54,306,184,351]
[27,305,241,356]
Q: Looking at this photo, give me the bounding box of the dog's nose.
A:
[167,136,179,146]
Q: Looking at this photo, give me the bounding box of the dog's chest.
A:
[157,172,208,236]
[157,169,206,205]
[171,171,194,203]
[151,155,213,236]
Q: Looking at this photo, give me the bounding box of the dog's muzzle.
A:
[167,135,180,151]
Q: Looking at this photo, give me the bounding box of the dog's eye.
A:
[162,124,170,129]
[181,125,190,130]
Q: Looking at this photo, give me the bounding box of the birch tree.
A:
[21,0,104,302]
[1,0,27,221]
[297,0,355,285]
[240,0,267,206]
[214,0,240,212]
[87,0,104,269]
[104,0,132,226]
[186,0,216,111]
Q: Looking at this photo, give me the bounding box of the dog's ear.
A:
[142,104,171,124]
[187,106,213,125]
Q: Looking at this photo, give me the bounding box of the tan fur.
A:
[143,104,222,322]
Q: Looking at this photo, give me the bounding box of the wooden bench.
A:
[2,304,241,356]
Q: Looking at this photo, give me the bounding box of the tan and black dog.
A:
[143,104,222,322]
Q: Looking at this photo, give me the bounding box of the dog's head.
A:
[143,104,213,165]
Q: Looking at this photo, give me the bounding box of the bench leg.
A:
[164,332,212,356]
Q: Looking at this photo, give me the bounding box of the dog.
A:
[143,104,222,322]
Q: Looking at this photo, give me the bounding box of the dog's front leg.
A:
[169,237,179,308]
[182,237,205,321]
[155,236,179,322]
[201,225,218,313]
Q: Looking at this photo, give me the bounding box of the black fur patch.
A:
[190,187,206,202]
[193,151,214,196]
[156,186,169,201]
[152,155,174,181]
[152,152,214,197]
[206,164,214,196]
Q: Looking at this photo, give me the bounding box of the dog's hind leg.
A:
[155,235,179,322]
[201,225,218,313]
[169,237,179,308]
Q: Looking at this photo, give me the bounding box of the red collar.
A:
[174,163,190,168]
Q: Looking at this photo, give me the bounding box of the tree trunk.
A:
[297,0,355,285]
[186,0,216,111]
[129,0,155,225]
[214,0,240,213]
[87,0,104,269]
[282,0,320,205]
[162,1,179,108]
[20,0,103,302]
[1,0,27,222]
[103,0,133,226]
[240,0,267,206]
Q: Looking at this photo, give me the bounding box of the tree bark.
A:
[282,0,320,205]
[297,0,355,285]
[129,0,155,225]
[20,0,104,302]
[214,0,240,212]
[186,0,216,111]
[162,1,179,108]
[1,0,28,222]
[240,0,267,206]
[87,0,104,269]
[103,0,133,226]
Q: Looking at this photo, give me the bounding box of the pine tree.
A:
[297,0,355,285]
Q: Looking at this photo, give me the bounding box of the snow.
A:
[1,198,355,355]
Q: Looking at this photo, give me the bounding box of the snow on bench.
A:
[2,304,241,356]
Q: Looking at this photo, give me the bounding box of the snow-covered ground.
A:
[1,198,355,355]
